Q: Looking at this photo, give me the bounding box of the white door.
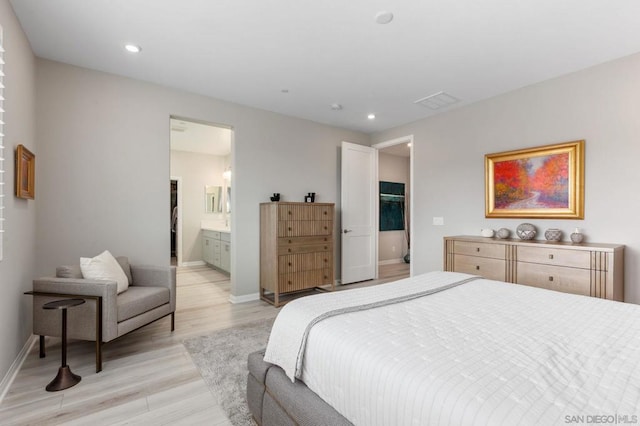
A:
[341,141,377,284]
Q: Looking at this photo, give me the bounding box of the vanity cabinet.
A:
[202,229,230,274]
[444,235,624,301]
[260,202,335,306]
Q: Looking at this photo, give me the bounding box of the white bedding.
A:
[265,271,640,425]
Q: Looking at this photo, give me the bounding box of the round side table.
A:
[43,298,85,391]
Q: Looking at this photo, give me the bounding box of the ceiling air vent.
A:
[414,91,459,110]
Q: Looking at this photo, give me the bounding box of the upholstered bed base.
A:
[247,350,352,426]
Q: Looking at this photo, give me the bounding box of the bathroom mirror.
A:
[205,185,223,213]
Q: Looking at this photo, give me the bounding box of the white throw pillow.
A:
[80,250,129,294]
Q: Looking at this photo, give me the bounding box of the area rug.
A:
[183,318,275,425]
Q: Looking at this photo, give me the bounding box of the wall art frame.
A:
[485,140,584,219]
[16,144,35,199]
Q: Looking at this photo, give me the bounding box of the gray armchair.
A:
[30,257,176,372]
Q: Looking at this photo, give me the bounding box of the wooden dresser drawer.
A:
[516,262,591,297]
[278,236,331,246]
[278,204,334,221]
[278,220,332,237]
[279,252,332,273]
[279,269,333,292]
[452,254,506,281]
[278,243,332,255]
[517,246,592,269]
[453,241,506,260]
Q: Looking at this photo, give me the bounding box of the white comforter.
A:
[264,271,640,425]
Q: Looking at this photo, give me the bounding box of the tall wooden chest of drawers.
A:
[444,235,624,301]
[260,202,335,306]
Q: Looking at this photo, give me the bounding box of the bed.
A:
[247,271,640,425]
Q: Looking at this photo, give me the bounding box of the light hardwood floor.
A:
[1,262,409,425]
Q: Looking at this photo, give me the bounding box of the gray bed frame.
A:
[247,349,352,426]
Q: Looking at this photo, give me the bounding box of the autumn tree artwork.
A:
[494,153,569,209]
[485,141,584,219]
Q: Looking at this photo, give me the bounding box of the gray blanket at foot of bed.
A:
[247,350,352,426]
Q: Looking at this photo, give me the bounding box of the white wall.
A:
[170,150,226,263]
[372,52,640,303]
[35,59,369,301]
[0,0,37,387]
[378,152,409,262]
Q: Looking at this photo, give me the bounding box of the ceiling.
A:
[11,1,640,134]
[170,119,231,156]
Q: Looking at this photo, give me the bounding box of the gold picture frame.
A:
[485,140,584,219]
[16,144,35,199]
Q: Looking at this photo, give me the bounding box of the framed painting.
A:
[16,144,35,199]
[485,140,584,219]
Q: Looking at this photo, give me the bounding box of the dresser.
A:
[260,202,335,306]
[444,235,624,301]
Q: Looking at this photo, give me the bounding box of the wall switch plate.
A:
[433,217,444,226]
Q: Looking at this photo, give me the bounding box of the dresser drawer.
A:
[517,246,592,269]
[279,252,332,273]
[278,236,331,246]
[517,263,591,296]
[453,241,506,260]
[279,269,333,292]
[278,204,334,221]
[452,254,506,281]
[278,220,332,237]
[278,243,332,255]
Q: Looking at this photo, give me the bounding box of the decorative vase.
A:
[496,228,511,239]
[480,228,494,237]
[544,228,563,242]
[516,223,537,240]
[570,228,584,244]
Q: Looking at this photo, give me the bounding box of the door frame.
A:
[371,135,414,278]
[170,176,184,266]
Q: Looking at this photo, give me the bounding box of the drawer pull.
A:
[288,248,292,253]
[288,211,292,215]
[549,254,554,260]
[288,239,293,244]
[549,276,554,282]
[324,275,328,279]
[476,248,480,252]
[324,258,328,263]
[288,262,292,266]
[324,211,327,215]
[324,226,328,230]
[475,265,480,270]
[324,246,328,250]
[288,280,292,286]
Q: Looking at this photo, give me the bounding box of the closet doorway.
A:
[373,136,413,280]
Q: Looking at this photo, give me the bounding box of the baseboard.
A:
[181,260,206,267]
[0,335,37,403]
[378,258,404,266]
[229,292,260,304]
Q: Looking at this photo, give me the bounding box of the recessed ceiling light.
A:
[124,44,141,53]
[281,89,289,93]
[367,113,376,120]
[375,11,394,25]
[330,103,343,111]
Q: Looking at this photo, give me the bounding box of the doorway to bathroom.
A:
[169,117,233,278]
